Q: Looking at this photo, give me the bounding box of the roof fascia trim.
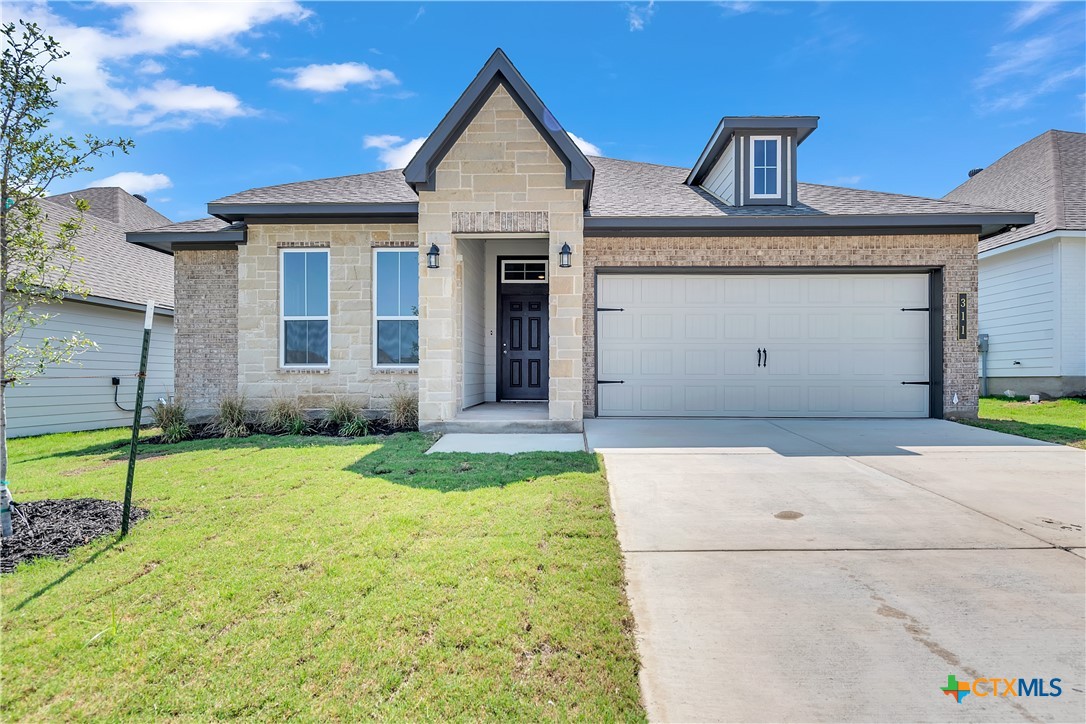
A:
[979,228,1084,258]
[206,202,419,221]
[584,211,1035,235]
[402,49,594,207]
[67,294,175,316]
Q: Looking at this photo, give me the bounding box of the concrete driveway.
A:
[585,418,1085,723]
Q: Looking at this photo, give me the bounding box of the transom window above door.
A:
[501,259,548,283]
[374,249,419,367]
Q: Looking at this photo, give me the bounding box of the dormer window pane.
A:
[752,137,780,197]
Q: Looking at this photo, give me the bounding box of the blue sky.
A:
[18,1,1086,223]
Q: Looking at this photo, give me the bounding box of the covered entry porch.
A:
[417,231,584,434]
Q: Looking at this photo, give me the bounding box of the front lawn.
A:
[1,430,644,721]
[962,396,1086,449]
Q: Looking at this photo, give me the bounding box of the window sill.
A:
[278,367,331,374]
[373,366,419,374]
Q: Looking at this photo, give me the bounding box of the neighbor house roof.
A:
[37,194,174,310]
[944,130,1085,252]
[47,186,171,233]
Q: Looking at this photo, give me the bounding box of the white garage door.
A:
[596,273,930,417]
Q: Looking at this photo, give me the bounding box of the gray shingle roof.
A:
[47,186,172,233]
[944,130,1085,252]
[211,169,417,205]
[37,196,174,309]
[205,155,1017,222]
[586,156,1018,218]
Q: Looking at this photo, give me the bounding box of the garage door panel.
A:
[724,314,756,339]
[597,273,930,418]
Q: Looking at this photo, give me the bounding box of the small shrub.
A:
[387,384,419,430]
[153,399,190,443]
[326,399,370,437]
[213,395,250,438]
[264,397,308,435]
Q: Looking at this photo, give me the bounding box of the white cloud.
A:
[273,62,399,93]
[568,132,603,157]
[136,59,165,75]
[364,135,427,169]
[7,0,311,128]
[89,172,173,196]
[1009,1,1058,30]
[975,9,1085,114]
[626,1,655,31]
[716,2,755,15]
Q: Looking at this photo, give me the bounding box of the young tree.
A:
[1,21,132,535]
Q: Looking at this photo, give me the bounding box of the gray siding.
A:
[7,300,174,437]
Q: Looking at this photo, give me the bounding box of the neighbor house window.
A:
[374,249,419,367]
[751,136,781,197]
[281,249,330,367]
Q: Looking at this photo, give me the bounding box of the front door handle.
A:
[502,342,508,356]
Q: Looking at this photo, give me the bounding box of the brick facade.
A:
[416,83,584,430]
[174,249,239,416]
[236,223,419,411]
[581,233,980,418]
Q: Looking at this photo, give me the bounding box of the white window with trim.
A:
[374,249,419,367]
[281,249,330,367]
[750,136,781,198]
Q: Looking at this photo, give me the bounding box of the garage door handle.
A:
[901,381,930,385]
[597,379,625,384]
[764,348,768,367]
[757,348,763,367]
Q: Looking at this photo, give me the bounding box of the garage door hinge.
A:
[596,307,625,312]
[900,307,930,312]
[901,381,931,385]
[597,379,625,384]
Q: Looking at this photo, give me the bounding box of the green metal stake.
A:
[122,300,154,537]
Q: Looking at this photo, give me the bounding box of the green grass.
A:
[1,429,644,721]
[961,396,1086,449]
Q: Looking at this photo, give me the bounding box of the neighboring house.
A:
[129,49,1031,432]
[944,130,1085,398]
[7,188,175,437]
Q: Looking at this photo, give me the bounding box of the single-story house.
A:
[944,129,1085,398]
[7,188,175,437]
[129,49,1032,432]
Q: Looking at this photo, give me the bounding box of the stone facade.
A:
[174,249,238,416]
[236,223,419,411]
[581,233,980,419]
[416,83,584,430]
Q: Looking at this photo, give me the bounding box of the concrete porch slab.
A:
[425,433,586,454]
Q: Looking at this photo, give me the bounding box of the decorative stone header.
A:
[452,211,549,234]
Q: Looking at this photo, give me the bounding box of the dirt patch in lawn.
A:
[1,499,148,573]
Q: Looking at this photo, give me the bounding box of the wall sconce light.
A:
[559,242,572,268]
[426,242,440,269]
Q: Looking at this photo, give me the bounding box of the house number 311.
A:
[957,293,968,340]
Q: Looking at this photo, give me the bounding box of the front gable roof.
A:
[402,48,595,207]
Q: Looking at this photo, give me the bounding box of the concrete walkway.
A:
[586,418,1085,723]
[426,432,585,454]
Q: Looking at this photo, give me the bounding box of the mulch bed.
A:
[143,419,414,444]
[1,499,148,574]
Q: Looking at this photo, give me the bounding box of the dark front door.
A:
[499,294,548,401]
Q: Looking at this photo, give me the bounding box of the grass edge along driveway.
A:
[961,396,1086,449]
[1,429,645,721]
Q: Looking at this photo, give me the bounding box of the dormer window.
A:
[751,136,781,198]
